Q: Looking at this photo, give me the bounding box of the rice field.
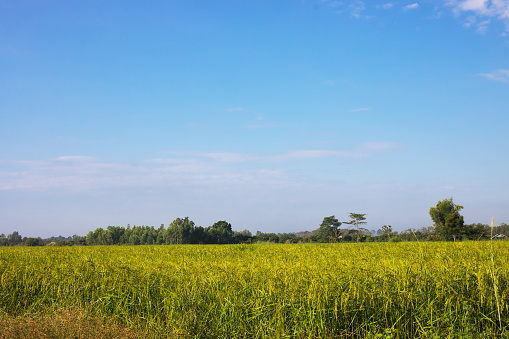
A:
[1,242,508,338]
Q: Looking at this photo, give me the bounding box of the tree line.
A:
[2,198,507,246]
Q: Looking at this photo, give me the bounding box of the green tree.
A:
[25,237,42,246]
[318,216,342,243]
[107,226,124,245]
[166,217,196,244]
[7,231,22,243]
[208,221,234,244]
[347,213,367,242]
[93,227,107,245]
[381,225,392,240]
[86,231,95,245]
[429,197,465,241]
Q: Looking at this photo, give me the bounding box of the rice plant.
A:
[0,242,507,338]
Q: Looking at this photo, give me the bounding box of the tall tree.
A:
[7,231,22,243]
[208,221,233,244]
[382,225,392,240]
[167,217,196,244]
[347,213,367,242]
[429,197,465,241]
[318,216,342,243]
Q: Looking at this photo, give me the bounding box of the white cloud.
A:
[318,0,509,31]
[349,0,367,18]
[404,3,420,10]
[380,3,395,9]
[55,156,96,162]
[462,15,491,32]
[479,69,509,82]
[476,18,491,32]
[463,15,477,27]
[447,0,509,31]
[171,143,399,163]
[320,0,342,8]
[0,144,400,192]
[360,141,399,150]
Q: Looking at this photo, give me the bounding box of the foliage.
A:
[1,243,509,338]
[25,238,42,247]
[347,213,367,242]
[82,218,248,246]
[7,231,22,243]
[429,198,483,241]
[381,225,393,240]
[317,215,341,242]
[208,220,234,244]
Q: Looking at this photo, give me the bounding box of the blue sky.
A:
[1,0,508,237]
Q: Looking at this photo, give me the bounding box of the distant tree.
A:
[318,216,342,243]
[208,221,234,244]
[86,231,95,245]
[462,223,486,240]
[239,229,252,237]
[429,197,465,241]
[193,226,208,244]
[92,227,106,245]
[382,225,392,240]
[107,226,124,245]
[129,234,140,245]
[72,234,86,246]
[7,231,23,243]
[347,213,367,242]
[166,217,196,244]
[493,222,509,236]
[25,237,42,246]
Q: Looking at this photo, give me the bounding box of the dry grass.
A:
[0,308,141,339]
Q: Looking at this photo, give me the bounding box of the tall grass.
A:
[0,242,507,338]
[490,217,502,332]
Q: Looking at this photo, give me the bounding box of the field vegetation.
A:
[1,242,508,338]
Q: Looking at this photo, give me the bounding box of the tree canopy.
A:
[429,198,466,241]
[318,216,342,243]
[347,213,367,242]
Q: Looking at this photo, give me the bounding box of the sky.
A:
[1,0,509,238]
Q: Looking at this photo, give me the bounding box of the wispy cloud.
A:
[0,143,400,192]
[378,3,394,9]
[165,142,399,164]
[247,123,276,129]
[318,0,509,32]
[462,14,491,32]
[447,0,509,32]
[55,156,96,162]
[319,0,342,8]
[310,71,337,86]
[479,69,509,82]
[349,0,367,18]
[350,107,372,112]
[317,0,372,18]
[404,3,420,10]
[226,107,244,113]
[464,15,477,27]
[476,19,491,32]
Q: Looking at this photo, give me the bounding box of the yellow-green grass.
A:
[1,242,508,338]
